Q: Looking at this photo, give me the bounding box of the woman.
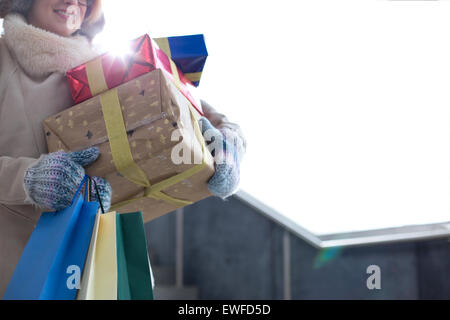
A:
[0,0,246,297]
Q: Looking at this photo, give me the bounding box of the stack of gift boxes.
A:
[43,34,215,223]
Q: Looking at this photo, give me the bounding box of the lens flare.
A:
[313,247,342,269]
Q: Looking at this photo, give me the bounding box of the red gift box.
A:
[67,34,203,115]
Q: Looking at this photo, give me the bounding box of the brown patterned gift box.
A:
[43,69,215,223]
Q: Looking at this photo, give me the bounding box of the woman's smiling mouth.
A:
[53,9,74,21]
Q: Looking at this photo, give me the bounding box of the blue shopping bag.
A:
[3,175,99,300]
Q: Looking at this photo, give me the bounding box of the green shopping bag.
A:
[116,212,154,300]
[77,179,153,300]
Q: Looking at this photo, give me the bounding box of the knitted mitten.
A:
[89,176,112,212]
[24,147,111,211]
[199,117,243,199]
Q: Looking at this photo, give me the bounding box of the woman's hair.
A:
[80,0,105,40]
[84,0,103,25]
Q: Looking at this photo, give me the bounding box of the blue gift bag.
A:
[3,175,99,300]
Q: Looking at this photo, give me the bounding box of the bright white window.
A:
[5,0,450,236]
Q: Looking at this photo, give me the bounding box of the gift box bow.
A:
[67,34,203,116]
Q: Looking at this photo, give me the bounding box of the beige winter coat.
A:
[0,13,100,297]
[0,14,246,298]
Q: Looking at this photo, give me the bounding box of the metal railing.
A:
[234,189,450,249]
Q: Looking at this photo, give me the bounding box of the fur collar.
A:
[2,13,100,77]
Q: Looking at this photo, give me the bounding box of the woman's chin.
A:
[47,24,78,37]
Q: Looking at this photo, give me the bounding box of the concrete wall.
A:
[145,196,450,300]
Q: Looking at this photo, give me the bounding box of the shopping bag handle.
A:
[88,176,106,214]
[70,175,89,207]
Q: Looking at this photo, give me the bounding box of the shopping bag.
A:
[77,211,154,300]
[77,210,118,300]
[3,175,99,300]
[116,212,154,300]
[77,179,153,300]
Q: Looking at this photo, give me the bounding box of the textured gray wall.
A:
[145,196,450,300]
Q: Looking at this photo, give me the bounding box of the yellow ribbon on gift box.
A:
[85,57,208,211]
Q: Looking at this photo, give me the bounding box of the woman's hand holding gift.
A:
[24,147,112,211]
[198,114,246,199]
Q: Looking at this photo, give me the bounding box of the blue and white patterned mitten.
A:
[199,117,244,199]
